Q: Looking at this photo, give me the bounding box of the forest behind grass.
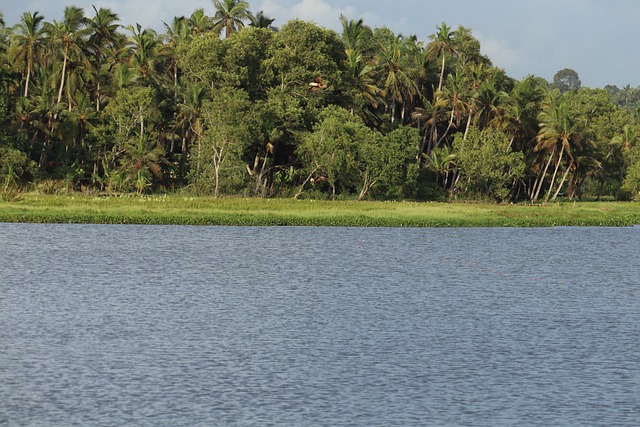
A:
[3,1,640,206]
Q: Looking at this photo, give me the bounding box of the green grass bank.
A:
[1,194,639,227]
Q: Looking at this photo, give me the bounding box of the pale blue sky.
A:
[3,0,639,88]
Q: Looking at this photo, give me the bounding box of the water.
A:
[1,223,639,426]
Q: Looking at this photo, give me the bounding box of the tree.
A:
[120,135,167,193]
[162,16,190,108]
[427,22,456,93]
[7,11,46,98]
[453,127,525,201]
[533,93,589,202]
[46,6,90,106]
[104,85,160,151]
[189,87,253,197]
[249,11,277,31]
[87,6,121,111]
[296,106,361,199]
[375,33,421,124]
[361,126,420,200]
[212,0,253,39]
[126,23,158,82]
[187,9,213,36]
[553,68,581,93]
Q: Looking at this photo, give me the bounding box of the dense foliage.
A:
[2,4,640,201]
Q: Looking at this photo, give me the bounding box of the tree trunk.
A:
[435,109,455,148]
[550,160,573,201]
[544,144,565,204]
[438,54,445,92]
[57,44,69,104]
[463,114,472,140]
[358,172,376,201]
[294,164,320,200]
[24,61,31,98]
[532,145,556,203]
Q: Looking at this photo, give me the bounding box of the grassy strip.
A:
[0,194,639,227]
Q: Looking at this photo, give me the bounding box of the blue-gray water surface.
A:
[0,223,639,426]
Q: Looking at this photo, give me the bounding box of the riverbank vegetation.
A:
[1,194,639,227]
[2,2,640,203]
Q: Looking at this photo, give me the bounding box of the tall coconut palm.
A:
[187,9,213,36]
[126,23,158,82]
[7,11,46,98]
[45,6,90,105]
[162,16,190,108]
[497,75,546,150]
[340,15,371,53]
[212,0,254,39]
[533,95,588,202]
[427,22,456,93]
[88,6,121,111]
[431,70,468,150]
[176,82,210,162]
[375,34,421,124]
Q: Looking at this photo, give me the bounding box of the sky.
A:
[2,0,640,88]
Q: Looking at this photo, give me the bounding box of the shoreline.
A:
[1,194,639,227]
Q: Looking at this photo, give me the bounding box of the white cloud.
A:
[290,0,355,30]
[476,31,525,75]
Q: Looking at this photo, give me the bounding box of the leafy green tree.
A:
[552,68,581,93]
[296,106,361,199]
[361,126,420,200]
[189,87,254,197]
[222,27,273,100]
[453,127,525,201]
[104,85,160,153]
[621,145,640,199]
[176,31,228,87]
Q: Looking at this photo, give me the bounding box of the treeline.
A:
[2,1,640,202]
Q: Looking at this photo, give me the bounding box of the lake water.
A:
[0,223,639,426]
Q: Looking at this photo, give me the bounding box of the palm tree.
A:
[212,0,254,39]
[162,16,190,108]
[498,75,546,149]
[425,144,457,191]
[533,94,589,202]
[339,15,380,124]
[111,62,139,89]
[45,6,90,105]
[88,6,121,111]
[7,11,46,98]
[427,22,456,93]
[249,11,277,31]
[176,82,210,167]
[187,9,213,36]
[340,15,371,53]
[121,135,167,193]
[375,34,421,124]
[126,23,158,81]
